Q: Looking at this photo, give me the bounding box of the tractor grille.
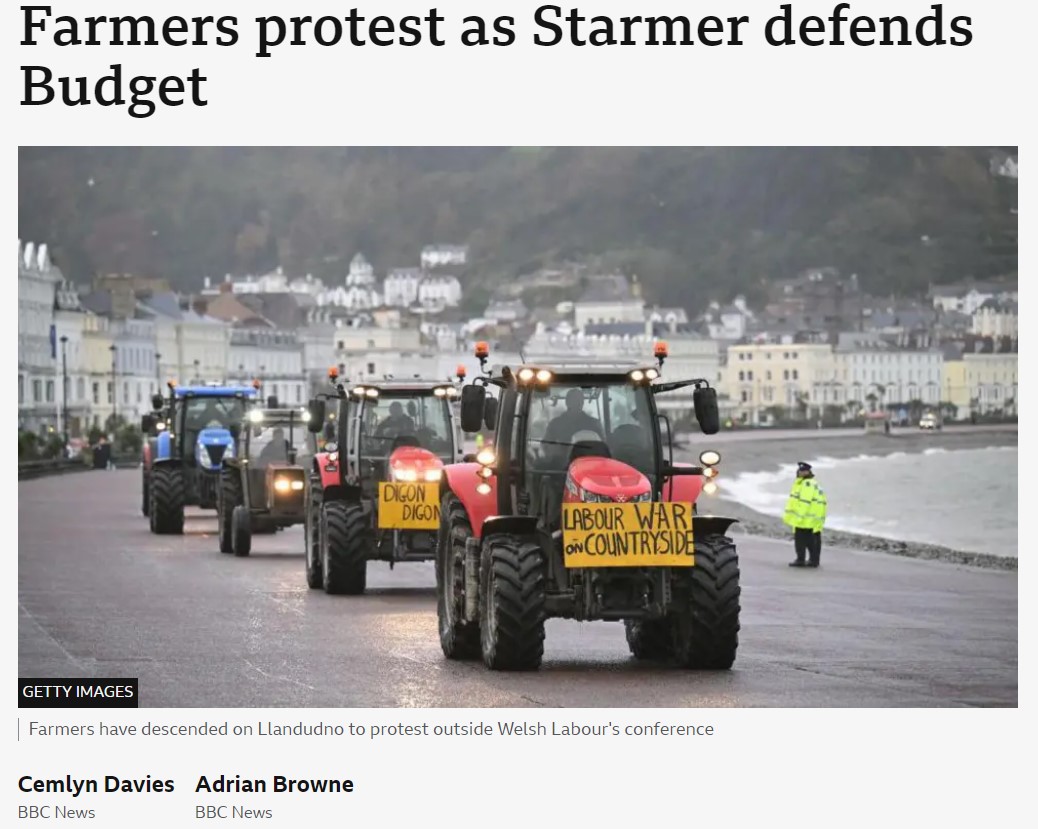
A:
[205,444,227,466]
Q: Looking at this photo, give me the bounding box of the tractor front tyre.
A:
[321,501,369,595]
[436,493,480,660]
[141,469,150,517]
[218,471,243,554]
[231,505,252,557]
[624,619,673,660]
[670,534,741,670]
[479,533,546,671]
[304,490,322,589]
[149,466,185,535]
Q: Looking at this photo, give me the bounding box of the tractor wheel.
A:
[624,619,673,660]
[670,534,741,670]
[436,493,480,660]
[479,533,546,671]
[141,469,150,517]
[304,488,322,589]
[321,501,369,595]
[218,470,242,554]
[149,466,185,535]
[231,505,252,557]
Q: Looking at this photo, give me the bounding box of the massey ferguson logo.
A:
[614,494,628,503]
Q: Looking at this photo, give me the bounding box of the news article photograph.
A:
[17,147,1017,708]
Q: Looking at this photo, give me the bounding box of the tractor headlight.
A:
[579,487,613,503]
[327,451,339,462]
[392,468,418,482]
[476,482,492,496]
[248,409,264,423]
[476,448,496,466]
[274,477,305,492]
[423,469,443,482]
[699,450,721,466]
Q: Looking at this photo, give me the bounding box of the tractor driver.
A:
[375,401,416,439]
[544,388,604,447]
[257,426,290,465]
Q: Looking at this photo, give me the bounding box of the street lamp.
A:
[60,335,69,446]
[109,344,118,432]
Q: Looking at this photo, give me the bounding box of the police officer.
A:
[783,461,827,568]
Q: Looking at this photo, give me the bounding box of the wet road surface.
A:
[19,470,1017,707]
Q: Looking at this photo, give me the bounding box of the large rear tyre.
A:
[479,533,546,671]
[149,466,185,535]
[321,501,369,595]
[624,619,673,660]
[304,486,322,589]
[231,505,252,557]
[670,534,740,669]
[436,493,480,660]
[218,470,242,554]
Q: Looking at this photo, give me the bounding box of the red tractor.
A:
[305,369,466,595]
[436,342,740,671]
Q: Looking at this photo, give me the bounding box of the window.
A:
[107,382,113,404]
[766,370,772,380]
[367,339,375,348]
[137,384,143,404]
[92,382,100,405]
[783,370,789,380]
[123,381,129,404]
[766,352,772,360]
[747,371,754,381]
[792,370,799,380]
[76,378,85,401]
[295,386,302,403]
[18,375,24,405]
[337,341,344,350]
[741,390,749,403]
[738,371,745,381]
[46,380,54,402]
[783,352,789,359]
[792,351,798,359]
[33,379,42,402]
[367,362,376,374]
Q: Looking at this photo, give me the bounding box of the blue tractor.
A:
[141,382,261,534]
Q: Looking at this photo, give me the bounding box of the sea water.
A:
[720,446,1018,557]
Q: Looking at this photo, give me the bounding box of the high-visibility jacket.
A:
[783,477,827,532]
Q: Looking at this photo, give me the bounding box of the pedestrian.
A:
[783,461,827,568]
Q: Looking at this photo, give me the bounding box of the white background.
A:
[5,1,1030,826]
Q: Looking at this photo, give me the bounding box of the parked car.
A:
[919,412,942,431]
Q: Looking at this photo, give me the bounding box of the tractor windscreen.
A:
[181,396,248,464]
[525,382,657,481]
[248,416,312,469]
[359,393,454,467]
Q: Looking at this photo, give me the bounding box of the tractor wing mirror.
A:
[694,387,720,435]
[460,385,487,433]
[151,393,164,411]
[307,398,325,433]
[484,396,499,431]
[141,414,156,434]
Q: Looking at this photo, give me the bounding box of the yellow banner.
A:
[562,502,694,568]
[378,482,441,529]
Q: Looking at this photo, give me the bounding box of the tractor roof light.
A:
[434,387,447,397]
[301,409,311,421]
[252,378,262,389]
[248,409,264,423]
[445,386,459,398]
[352,386,365,397]
[517,368,535,383]
[654,341,669,358]
[703,466,718,479]
[630,369,645,382]
[456,364,467,379]
[366,387,378,398]
[475,341,490,359]
[535,369,553,383]
[476,447,496,466]
[699,450,721,466]
[328,365,339,380]
[645,368,659,380]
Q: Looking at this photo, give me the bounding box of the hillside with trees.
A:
[18,147,1017,310]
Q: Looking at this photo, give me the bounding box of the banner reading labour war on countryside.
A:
[562,502,694,568]
[378,482,440,530]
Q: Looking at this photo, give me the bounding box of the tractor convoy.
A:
[142,342,740,672]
